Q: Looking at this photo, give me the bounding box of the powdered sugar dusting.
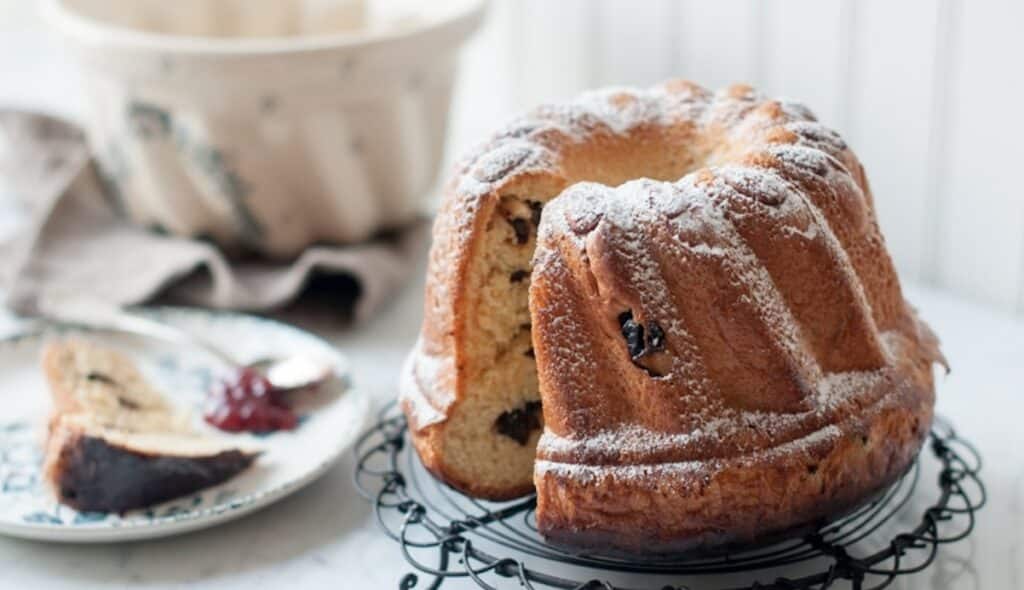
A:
[786,121,848,155]
[530,97,903,469]
[456,140,552,198]
[767,143,832,175]
[536,423,843,482]
[679,172,822,386]
[717,165,794,206]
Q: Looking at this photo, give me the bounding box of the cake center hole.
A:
[494,401,543,445]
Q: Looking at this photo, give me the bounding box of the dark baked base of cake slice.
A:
[48,430,258,513]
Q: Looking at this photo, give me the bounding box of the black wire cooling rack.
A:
[353,403,985,590]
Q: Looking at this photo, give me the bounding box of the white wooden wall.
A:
[2,0,1022,316]
[446,0,1024,317]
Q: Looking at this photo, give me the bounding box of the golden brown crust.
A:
[536,402,931,555]
[533,349,935,556]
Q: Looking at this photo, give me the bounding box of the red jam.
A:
[204,368,297,433]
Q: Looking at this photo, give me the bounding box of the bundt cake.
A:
[400,80,945,554]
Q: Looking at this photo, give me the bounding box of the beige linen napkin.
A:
[0,111,427,322]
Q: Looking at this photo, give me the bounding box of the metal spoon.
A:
[34,299,334,392]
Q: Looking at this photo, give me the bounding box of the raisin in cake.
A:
[400,80,945,554]
[42,340,258,513]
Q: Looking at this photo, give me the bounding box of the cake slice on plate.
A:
[41,339,258,513]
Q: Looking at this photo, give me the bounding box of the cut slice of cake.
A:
[41,340,259,513]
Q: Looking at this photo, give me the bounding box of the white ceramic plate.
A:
[0,307,369,543]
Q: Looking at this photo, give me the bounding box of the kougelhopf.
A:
[400,80,945,554]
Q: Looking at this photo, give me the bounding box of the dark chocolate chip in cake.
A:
[621,317,645,359]
[85,372,118,386]
[510,269,529,283]
[646,322,665,352]
[528,200,543,227]
[524,347,535,358]
[510,218,530,244]
[85,372,136,407]
[618,310,669,376]
[494,401,543,445]
[617,310,633,327]
[619,310,646,357]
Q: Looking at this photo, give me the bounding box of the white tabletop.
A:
[0,264,1019,589]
